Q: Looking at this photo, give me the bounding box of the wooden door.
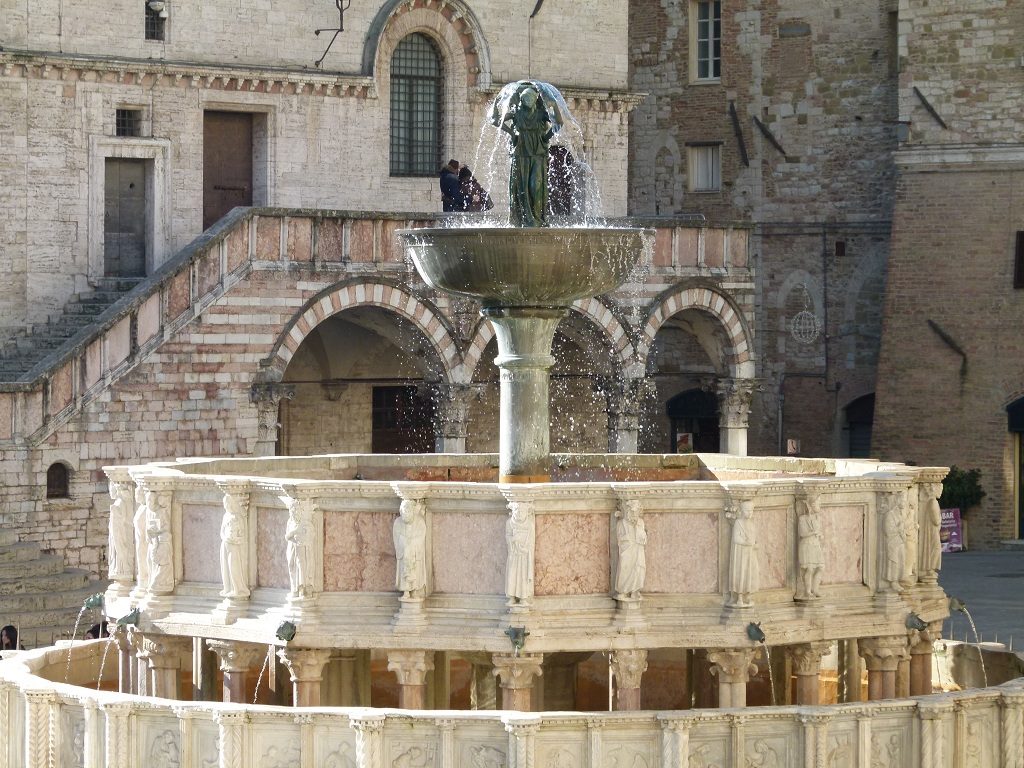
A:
[203,111,253,230]
[104,158,147,277]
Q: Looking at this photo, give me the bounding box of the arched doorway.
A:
[666,389,720,453]
[1008,396,1024,539]
[279,306,445,455]
[842,394,875,459]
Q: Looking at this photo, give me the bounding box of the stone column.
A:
[483,307,564,482]
[386,649,435,710]
[207,639,265,703]
[691,649,717,708]
[128,627,148,696]
[111,625,134,694]
[24,689,55,768]
[610,649,648,711]
[138,635,189,700]
[600,377,654,454]
[277,647,332,707]
[789,642,830,705]
[502,715,541,768]
[918,701,952,768]
[492,653,544,711]
[909,623,941,697]
[1000,690,1024,768]
[468,656,498,710]
[102,702,133,768]
[858,636,909,701]
[838,639,864,702]
[325,649,370,706]
[351,712,386,768]
[249,382,295,457]
[707,648,758,708]
[716,379,756,456]
[215,711,247,768]
[433,383,481,453]
[192,637,218,702]
[660,718,694,768]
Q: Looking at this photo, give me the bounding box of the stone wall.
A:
[0,0,635,337]
[872,0,1024,547]
[628,0,898,458]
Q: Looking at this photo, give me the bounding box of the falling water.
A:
[252,646,272,704]
[762,644,777,706]
[95,633,116,691]
[63,604,88,683]
[961,607,988,688]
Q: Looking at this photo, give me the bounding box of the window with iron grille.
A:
[145,2,166,41]
[390,33,443,177]
[115,109,143,137]
[692,0,722,80]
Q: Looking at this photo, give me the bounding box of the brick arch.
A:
[635,284,755,379]
[365,0,492,90]
[262,280,462,382]
[459,298,635,382]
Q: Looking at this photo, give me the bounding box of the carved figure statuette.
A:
[727,499,758,608]
[614,499,648,600]
[505,500,535,605]
[145,489,173,593]
[285,497,316,599]
[393,497,428,598]
[796,491,824,599]
[219,491,249,599]
[107,480,135,582]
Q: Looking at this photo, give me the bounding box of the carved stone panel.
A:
[253,725,301,767]
[644,510,719,594]
[534,513,610,596]
[755,505,789,590]
[60,707,86,768]
[537,744,582,768]
[387,741,437,768]
[459,741,507,768]
[742,733,791,768]
[687,738,729,768]
[323,510,396,592]
[431,512,505,595]
[602,737,657,768]
[822,504,865,585]
[181,502,221,584]
[824,726,856,768]
[256,506,289,589]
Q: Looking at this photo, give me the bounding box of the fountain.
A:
[398,80,652,482]
[2,81,1023,768]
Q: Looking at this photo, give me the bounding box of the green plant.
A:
[939,465,986,513]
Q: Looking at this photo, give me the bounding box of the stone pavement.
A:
[939,550,1024,648]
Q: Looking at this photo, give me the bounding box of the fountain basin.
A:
[397,227,652,308]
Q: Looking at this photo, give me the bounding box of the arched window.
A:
[46,462,70,499]
[390,33,443,177]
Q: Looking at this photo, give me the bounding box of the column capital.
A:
[858,636,910,671]
[137,635,190,668]
[386,649,435,687]
[277,647,332,683]
[432,382,483,440]
[501,714,543,735]
[707,647,758,684]
[349,713,387,732]
[492,653,544,690]
[918,701,954,720]
[715,378,758,428]
[610,649,649,690]
[206,639,266,673]
[789,641,832,676]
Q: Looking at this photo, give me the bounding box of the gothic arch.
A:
[634,284,755,379]
[261,279,462,382]
[365,0,492,89]
[459,297,635,382]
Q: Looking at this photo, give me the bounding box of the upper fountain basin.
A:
[397,226,653,308]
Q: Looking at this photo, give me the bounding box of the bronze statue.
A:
[491,81,562,226]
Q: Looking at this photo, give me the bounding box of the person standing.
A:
[439,159,463,212]
[458,166,494,212]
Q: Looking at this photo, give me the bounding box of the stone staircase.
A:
[0,528,105,649]
[0,278,142,381]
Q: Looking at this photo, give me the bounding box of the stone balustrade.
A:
[1,641,1022,768]
[102,453,949,654]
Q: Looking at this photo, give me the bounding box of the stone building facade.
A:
[628,0,898,458]
[872,0,1024,547]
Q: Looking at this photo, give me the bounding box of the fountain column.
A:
[610,649,648,710]
[138,635,190,699]
[858,636,909,700]
[707,648,758,708]
[484,308,564,482]
[277,647,333,707]
[207,639,264,703]
[387,649,435,709]
[716,379,756,456]
[492,652,544,711]
[790,642,830,705]
[909,622,941,696]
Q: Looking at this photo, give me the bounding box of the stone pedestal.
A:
[789,642,831,705]
[707,648,758,708]
[277,647,332,707]
[716,379,756,456]
[387,649,435,710]
[610,649,648,711]
[858,636,909,701]
[207,640,265,704]
[483,307,564,482]
[492,653,544,711]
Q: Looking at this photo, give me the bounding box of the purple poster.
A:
[940,508,963,553]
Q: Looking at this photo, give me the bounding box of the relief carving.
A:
[219,490,249,599]
[505,500,535,606]
[795,489,824,600]
[148,729,180,768]
[726,498,758,608]
[393,498,428,599]
[107,480,135,583]
[614,499,647,601]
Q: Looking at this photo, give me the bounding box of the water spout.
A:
[275,621,297,642]
[746,622,766,643]
[905,612,928,631]
[504,626,529,657]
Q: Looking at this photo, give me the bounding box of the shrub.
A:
[938,465,986,514]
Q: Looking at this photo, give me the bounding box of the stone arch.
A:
[635,284,754,379]
[366,0,491,89]
[262,279,462,383]
[459,297,635,383]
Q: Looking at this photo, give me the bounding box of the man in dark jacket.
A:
[439,159,463,211]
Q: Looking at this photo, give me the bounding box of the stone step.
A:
[0,566,91,595]
[0,552,67,578]
[0,541,42,563]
